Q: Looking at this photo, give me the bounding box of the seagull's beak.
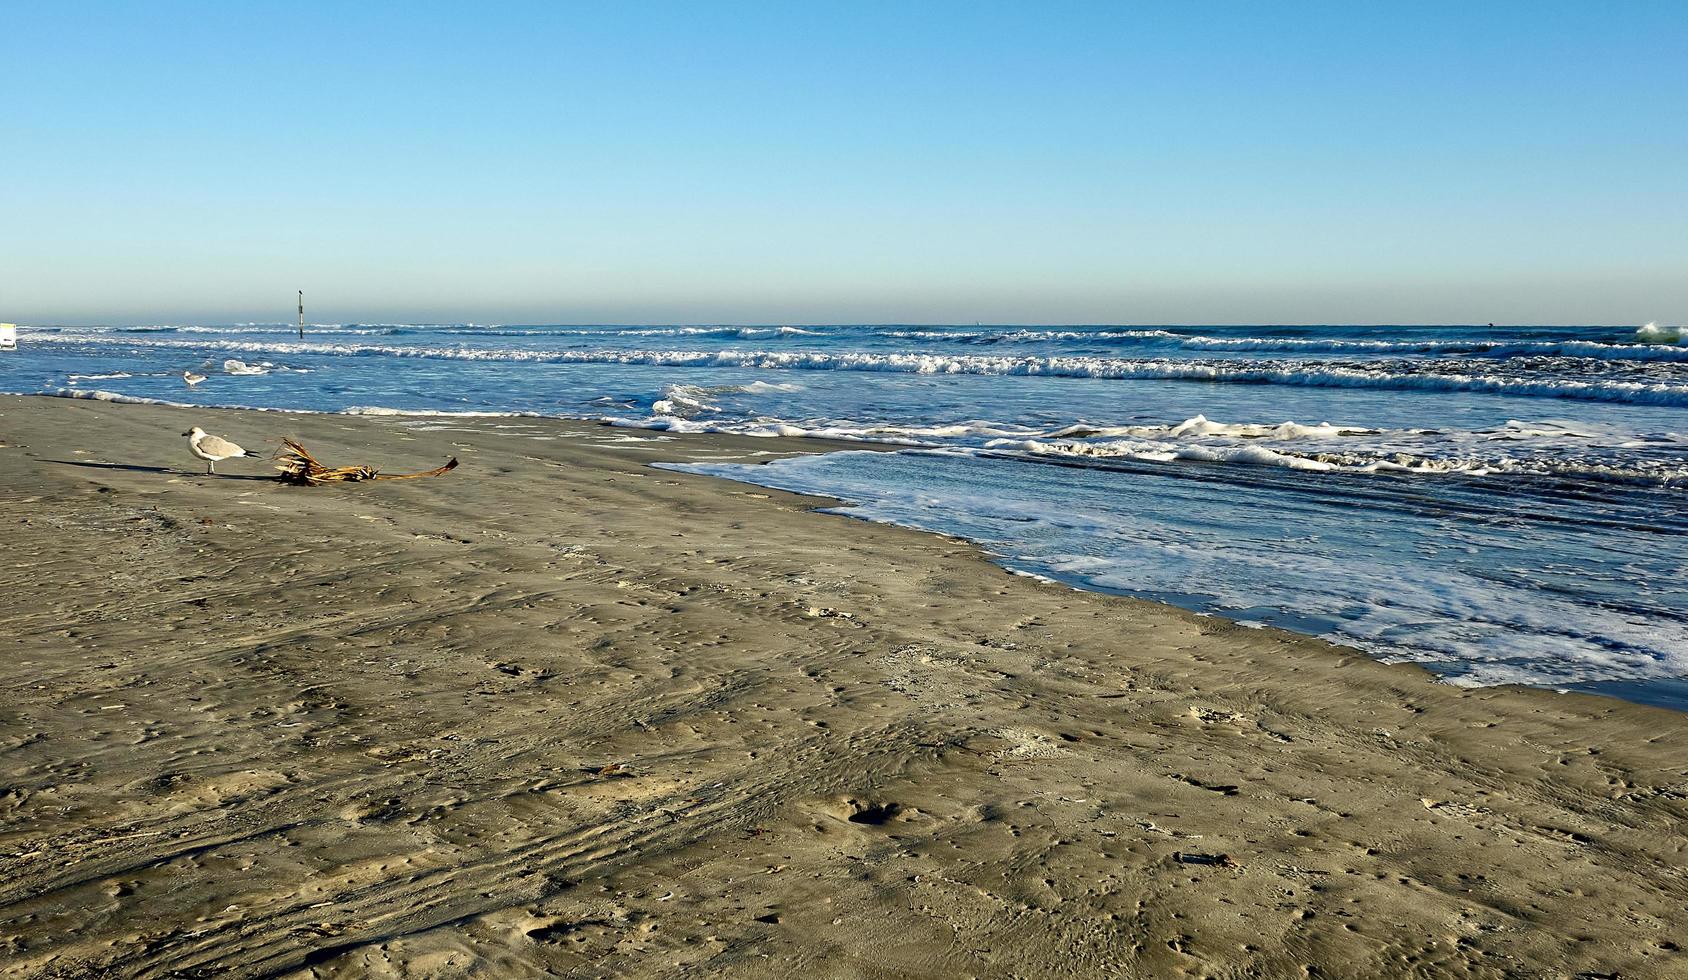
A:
[181,430,191,436]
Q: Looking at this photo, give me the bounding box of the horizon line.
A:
[13,320,1674,330]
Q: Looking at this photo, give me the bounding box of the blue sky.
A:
[3,1,1684,324]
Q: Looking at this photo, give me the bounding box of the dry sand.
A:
[0,393,1684,979]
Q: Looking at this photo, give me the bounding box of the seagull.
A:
[184,426,262,474]
[183,370,206,386]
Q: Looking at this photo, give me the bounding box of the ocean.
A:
[6,321,1685,708]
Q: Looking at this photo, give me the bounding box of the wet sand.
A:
[1,393,1684,978]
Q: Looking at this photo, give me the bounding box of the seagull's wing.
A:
[197,434,247,458]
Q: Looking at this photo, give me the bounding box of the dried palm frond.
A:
[273,438,459,486]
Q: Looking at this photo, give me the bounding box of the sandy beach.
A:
[1,393,1684,978]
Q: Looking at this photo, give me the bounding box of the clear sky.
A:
[4,1,1684,325]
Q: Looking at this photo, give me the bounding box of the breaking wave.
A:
[880,327,1688,361]
[1636,321,1683,344]
[22,335,1688,406]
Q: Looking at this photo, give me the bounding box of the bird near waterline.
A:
[183,370,206,386]
[184,427,261,474]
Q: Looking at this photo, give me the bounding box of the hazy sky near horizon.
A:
[4,1,1685,325]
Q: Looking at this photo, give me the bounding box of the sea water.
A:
[6,322,1685,707]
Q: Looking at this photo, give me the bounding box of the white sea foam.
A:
[987,436,1355,473]
[651,379,803,416]
[985,435,1681,482]
[28,335,1688,405]
[39,387,320,414]
[879,328,1180,342]
[42,387,192,407]
[651,385,714,416]
[41,388,547,424]
[619,325,819,338]
[450,325,822,339]
[609,407,1686,484]
[222,359,270,375]
[1178,335,1688,362]
[878,327,1688,361]
[983,413,1687,484]
[340,406,544,418]
[620,414,1044,445]
[1049,415,1377,440]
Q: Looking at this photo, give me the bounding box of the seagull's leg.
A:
[208,461,215,475]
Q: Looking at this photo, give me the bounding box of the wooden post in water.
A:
[298,290,305,339]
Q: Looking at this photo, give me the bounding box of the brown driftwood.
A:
[273,438,459,486]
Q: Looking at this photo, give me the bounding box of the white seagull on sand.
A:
[184,426,262,474]
[183,370,206,386]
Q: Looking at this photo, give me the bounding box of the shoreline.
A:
[2,394,1685,977]
[36,387,1688,710]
